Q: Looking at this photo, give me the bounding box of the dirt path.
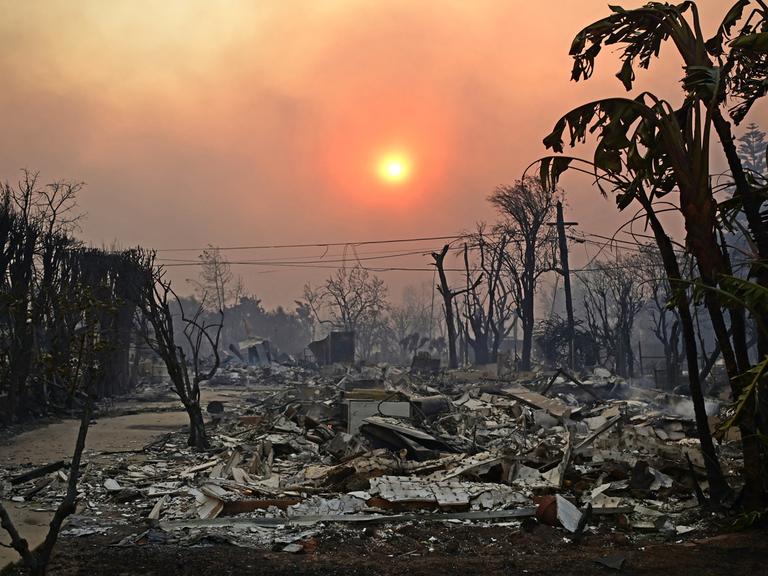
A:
[1,387,246,467]
[1,410,188,468]
[0,387,253,571]
[0,409,182,570]
[0,408,192,570]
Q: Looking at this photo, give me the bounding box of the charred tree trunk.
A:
[639,194,729,504]
[662,318,682,390]
[433,246,459,369]
[134,251,222,452]
[432,245,480,370]
[615,333,627,378]
[467,314,490,365]
[185,401,209,450]
[673,121,767,509]
[696,247,763,509]
[519,292,534,371]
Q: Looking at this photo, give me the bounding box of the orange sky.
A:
[1,0,766,307]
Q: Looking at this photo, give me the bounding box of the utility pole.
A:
[550,201,577,369]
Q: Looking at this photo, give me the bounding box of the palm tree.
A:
[537,1,768,509]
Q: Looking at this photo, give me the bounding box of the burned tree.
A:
[460,226,517,365]
[303,264,390,360]
[1,181,41,420]
[0,245,129,575]
[189,244,244,315]
[135,252,223,450]
[580,255,647,378]
[0,171,146,421]
[431,244,480,369]
[391,284,434,362]
[488,177,557,370]
[639,245,685,389]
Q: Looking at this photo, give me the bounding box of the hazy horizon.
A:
[1,0,764,308]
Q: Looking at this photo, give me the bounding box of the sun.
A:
[377,153,411,184]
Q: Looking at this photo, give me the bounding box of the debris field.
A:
[0,362,749,572]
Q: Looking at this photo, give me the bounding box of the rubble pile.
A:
[0,363,742,551]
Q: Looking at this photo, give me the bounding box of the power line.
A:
[574,236,647,254]
[581,232,647,248]
[161,261,466,272]
[157,248,438,266]
[158,245,438,263]
[155,236,479,272]
[155,234,463,253]
[153,224,684,275]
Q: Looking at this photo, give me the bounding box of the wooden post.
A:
[552,202,577,369]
